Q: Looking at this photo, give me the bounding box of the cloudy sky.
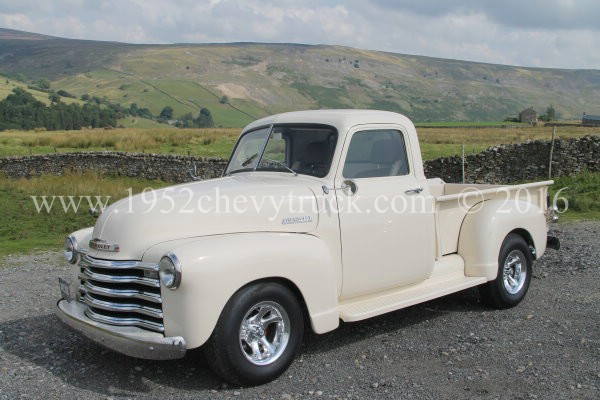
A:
[1,0,598,69]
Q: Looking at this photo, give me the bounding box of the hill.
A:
[1,28,599,126]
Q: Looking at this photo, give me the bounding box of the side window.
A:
[342,129,410,179]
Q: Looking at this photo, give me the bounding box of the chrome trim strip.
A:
[79,270,160,288]
[80,282,162,304]
[80,255,159,272]
[56,300,183,359]
[83,307,164,333]
[82,293,163,319]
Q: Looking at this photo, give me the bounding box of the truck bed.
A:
[429,178,553,258]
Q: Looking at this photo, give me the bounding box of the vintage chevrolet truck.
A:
[56,110,559,385]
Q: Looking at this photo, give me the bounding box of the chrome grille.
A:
[78,255,164,333]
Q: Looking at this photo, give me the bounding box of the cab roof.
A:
[242,109,415,135]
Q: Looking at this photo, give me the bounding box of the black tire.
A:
[203,282,304,386]
[479,233,533,309]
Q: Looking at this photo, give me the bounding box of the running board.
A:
[338,272,486,322]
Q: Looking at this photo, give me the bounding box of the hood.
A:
[89,174,321,260]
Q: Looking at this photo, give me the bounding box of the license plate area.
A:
[59,277,72,302]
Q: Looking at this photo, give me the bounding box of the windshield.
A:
[225,124,338,178]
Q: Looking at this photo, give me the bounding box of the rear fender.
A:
[458,199,547,280]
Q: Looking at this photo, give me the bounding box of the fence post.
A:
[461,144,465,183]
[548,126,556,179]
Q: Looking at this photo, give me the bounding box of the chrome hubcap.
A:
[503,250,527,295]
[239,301,290,365]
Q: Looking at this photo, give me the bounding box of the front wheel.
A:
[479,234,533,309]
[204,282,304,386]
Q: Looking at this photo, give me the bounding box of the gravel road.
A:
[1,222,599,400]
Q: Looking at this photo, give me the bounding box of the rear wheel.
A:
[204,282,303,386]
[479,234,533,309]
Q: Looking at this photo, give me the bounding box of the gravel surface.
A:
[1,222,599,399]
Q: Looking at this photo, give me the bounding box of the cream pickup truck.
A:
[56,110,560,385]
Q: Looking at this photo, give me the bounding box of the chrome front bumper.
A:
[56,299,186,360]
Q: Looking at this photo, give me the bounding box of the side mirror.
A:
[322,179,358,196]
[343,179,358,196]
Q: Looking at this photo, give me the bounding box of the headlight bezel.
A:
[159,252,182,290]
[64,235,79,264]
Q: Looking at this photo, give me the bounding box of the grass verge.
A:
[0,172,171,256]
[549,170,600,221]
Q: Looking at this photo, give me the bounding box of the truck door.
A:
[335,127,435,299]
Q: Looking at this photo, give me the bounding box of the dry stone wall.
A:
[0,136,598,184]
[0,152,227,183]
[424,136,600,183]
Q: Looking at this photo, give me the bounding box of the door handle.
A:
[405,187,423,194]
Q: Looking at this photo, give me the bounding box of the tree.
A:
[539,105,557,122]
[0,88,116,131]
[129,103,139,116]
[57,89,75,98]
[37,78,51,90]
[219,95,229,104]
[49,93,61,104]
[546,105,556,121]
[137,107,153,119]
[81,94,90,101]
[180,112,194,128]
[159,106,174,120]
[194,108,214,128]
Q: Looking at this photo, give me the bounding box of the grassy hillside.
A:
[1,29,599,127]
[0,75,83,106]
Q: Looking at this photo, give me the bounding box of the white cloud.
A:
[0,0,597,68]
[0,13,36,32]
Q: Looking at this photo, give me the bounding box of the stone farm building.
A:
[519,107,537,123]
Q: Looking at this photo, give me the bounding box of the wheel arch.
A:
[237,276,312,331]
[509,227,536,258]
[159,232,341,349]
[458,199,547,280]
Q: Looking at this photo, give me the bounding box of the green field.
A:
[51,71,264,128]
[1,124,598,160]
[0,172,171,256]
[549,170,600,221]
[0,127,240,158]
[0,77,84,106]
[415,121,527,127]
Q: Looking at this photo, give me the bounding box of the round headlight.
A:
[159,252,182,290]
[64,236,78,264]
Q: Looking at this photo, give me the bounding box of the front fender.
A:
[157,232,340,349]
[458,199,547,280]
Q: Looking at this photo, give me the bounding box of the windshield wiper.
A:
[224,153,259,176]
[241,153,259,167]
[262,158,298,176]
